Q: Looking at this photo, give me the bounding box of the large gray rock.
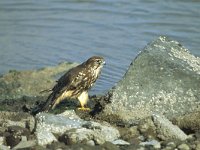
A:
[102,36,200,122]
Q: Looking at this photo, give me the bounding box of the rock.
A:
[177,143,190,150]
[0,136,4,145]
[0,145,10,150]
[60,121,120,145]
[111,139,130,145]
[140,139,161,149]
[12,140,36,150]
[86,140,95,146]
[172,111,200,132]
[58,110,81,119]
[35,112,85,134]
[120,126,141,144]
[82,121,120,142]
[166,141,176,149]
[101,36,200,123]
[36,130,57,146]
[138,117,156,137]
[101,142,120,150]
[59,128,105,145]
[152,113,187,141]
[46,142,70,150]
[196,142,200,150]
[36,111,120,146]
[7,126,31,137]
[5,126,31,148]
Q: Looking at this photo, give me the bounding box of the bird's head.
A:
[85,56,105,70]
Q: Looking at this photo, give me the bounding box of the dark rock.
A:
[5,125,31,148]
[119,126,140,144]
[100,36,200,123]
[172,111,200,133]
[138,117,157,139]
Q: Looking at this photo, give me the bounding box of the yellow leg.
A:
[77,91,90,111]
[78,106,91,111]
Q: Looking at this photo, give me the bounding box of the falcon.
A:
[33,56,105,114]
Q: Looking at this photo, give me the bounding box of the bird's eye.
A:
[96,59,101,64]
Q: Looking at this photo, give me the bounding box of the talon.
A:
[78,107,91,111]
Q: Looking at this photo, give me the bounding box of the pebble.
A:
[166,141,176,148]
[111,139,130,145]
[0,136,4,145]
[177,143,190,150]
[196,143,200,150]
[140,140,161,149]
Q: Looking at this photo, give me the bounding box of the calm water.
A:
[0,0,200,94]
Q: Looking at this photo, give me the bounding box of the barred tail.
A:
[31,92,57,116]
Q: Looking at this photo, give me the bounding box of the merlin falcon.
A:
[32,56,105,114]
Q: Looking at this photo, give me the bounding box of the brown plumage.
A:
[32,56,105,114]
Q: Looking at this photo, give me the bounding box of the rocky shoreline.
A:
[0,36,200,150]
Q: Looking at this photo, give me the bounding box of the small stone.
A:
[12,140,36,150]
[101,141,120,150]
[140,140,161,149]
[0,145,10,150]
[137,135,145,142]
[82,121,120,142]
[162,146,175,150]
[152,114,188,141]
[112,139,130,145]
[36,130,57,146]
[0,136,4,145]
[196,143,200,150]
[60,128,105,145]
[86,140,95,146]
[166,141,176,148]
[177,143,190,150]
[136,146,146,150]
[7,125,30,136]
[138,123,149,133]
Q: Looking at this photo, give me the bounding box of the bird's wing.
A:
[36,65,86,112]
[53,65,86,94]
